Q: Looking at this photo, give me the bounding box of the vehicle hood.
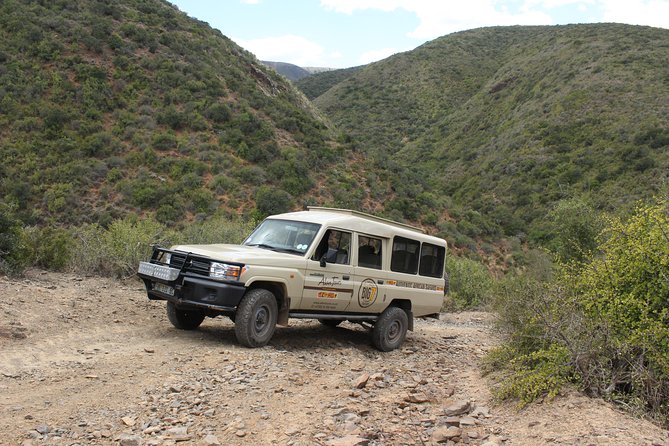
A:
[170,243,305,265]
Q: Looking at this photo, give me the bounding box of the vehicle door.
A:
[301,229,355,312]
[351,234,390,313]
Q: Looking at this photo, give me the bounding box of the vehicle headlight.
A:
[209,262,241,281]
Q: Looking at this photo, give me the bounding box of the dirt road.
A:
[1,271,667,445]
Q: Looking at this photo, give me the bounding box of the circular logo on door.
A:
[358,278,378,308]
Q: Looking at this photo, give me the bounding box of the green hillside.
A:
[295,65,362,100]
[314,24,669,247]
[0,0,364,228]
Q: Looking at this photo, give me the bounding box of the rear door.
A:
[350,233,390,313]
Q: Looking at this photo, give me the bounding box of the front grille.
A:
[169,253,211,276]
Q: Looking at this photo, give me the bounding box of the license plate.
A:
[153,282,175,296]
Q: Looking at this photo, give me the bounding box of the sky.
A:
[169,0,669,68]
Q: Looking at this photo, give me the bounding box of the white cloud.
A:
[405,1,553,39]
[235,35,326,65]
[320,0,405,14]
[358,47,400,64]
[321,0,668,43]
[599,0,669,28]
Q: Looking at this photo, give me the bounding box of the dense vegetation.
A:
[0,0,365,230]
[486,197,669,425]
[295,65,362,100]
[312,25,669,254]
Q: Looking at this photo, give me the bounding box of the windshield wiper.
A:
[274,248,304,255]
[247,243,279,251]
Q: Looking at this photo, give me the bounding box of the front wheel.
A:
[234,289,278,348]
[166,301,205,330]
[371,306,408,351]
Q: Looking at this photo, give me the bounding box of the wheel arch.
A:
[388,299,414,331]
[245,280,289,325]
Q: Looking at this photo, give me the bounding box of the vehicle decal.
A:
[318,276,342,287]
[317,291,338,299]
[304,285,354,294]
[358,278,378,308]
[386,279,442,292]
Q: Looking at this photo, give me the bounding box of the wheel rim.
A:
[254,305,270,335]
[387,319,402,343]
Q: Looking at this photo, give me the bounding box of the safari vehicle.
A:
[138,207,448,351]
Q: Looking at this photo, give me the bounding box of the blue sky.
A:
[170,0,669,68]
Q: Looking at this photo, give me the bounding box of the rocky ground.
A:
[1,270,667,446]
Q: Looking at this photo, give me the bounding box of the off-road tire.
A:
[319,319,342,328]
[235,288,278,348]
[371,306,408,351]
[166,301,205,330]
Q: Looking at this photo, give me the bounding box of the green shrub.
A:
[445,255,494,309]
[485,343,575,407]
[570,199,669,418]
[489,199,669,424]
[546,197,604,263]
[177,215,255,245]
[253,186,293,219]
[0,203,29,274]
[20,226,73,271]
[70,216,177,278]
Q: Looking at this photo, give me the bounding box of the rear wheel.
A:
[166,302,205,330]
[235,289,278,348]
[371,306,408,351]
[319,319,342,328]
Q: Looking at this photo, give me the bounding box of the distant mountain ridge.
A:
[310,24,669,247]
[262,61,337,81]
[261,61,311,81]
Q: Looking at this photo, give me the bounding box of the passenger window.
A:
[312,229,351,265]
[358,236,382,269]
[419,243,445,278]
[391,236,420,274]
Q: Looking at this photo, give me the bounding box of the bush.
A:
[445,255,494,309]
[70,217,177,278]
[21,227,73,271]
[254,186,293,219]
[0,203,29,274]
[489,199,669,424]
[485,343,575,407]
[570,199,669,418]
[177,215,255,245]
[546,197,604,263]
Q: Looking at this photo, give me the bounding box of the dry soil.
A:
[1,270,667,446]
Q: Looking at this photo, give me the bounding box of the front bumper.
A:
[138,249,247,312]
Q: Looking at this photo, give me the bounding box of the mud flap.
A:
[277,297,291,326]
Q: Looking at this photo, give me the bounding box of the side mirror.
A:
[319,254,327,268]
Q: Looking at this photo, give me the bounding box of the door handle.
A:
[343,275,350,280]
[378,280,384,284]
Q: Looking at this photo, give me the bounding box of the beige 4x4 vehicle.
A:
[138,207,448,351]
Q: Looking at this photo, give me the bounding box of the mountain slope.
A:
[0,0,364,227]
[262,61,311,81]
[314,24,669,244]
[295,65,363,100]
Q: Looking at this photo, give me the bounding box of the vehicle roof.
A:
[268,207,447,247]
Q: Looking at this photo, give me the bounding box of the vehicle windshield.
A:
[243,219,321,256]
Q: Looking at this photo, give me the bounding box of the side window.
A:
[419,243,445,278]
[391,236,420,274]
[358,235,382,269]
[312,229,351,265]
